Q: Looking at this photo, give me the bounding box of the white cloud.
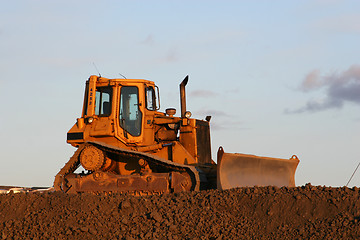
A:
[300,69,322,92]
[286,65,360,113]
[190,90,218,98]
[140,34,154,45]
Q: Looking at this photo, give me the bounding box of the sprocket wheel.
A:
[80,145,105,171]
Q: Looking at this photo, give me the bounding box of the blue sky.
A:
[1,1,359,187]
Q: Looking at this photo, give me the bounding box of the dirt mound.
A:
[1,184,360,239]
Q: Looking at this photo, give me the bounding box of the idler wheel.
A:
[80,145,105,171]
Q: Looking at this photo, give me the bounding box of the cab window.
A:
[95,87,112,116]
[119,86,142,136]
[146,87,156,111]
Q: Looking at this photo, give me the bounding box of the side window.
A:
[119,86,142,136]
[95,87,112,116]
[146,87,156,111]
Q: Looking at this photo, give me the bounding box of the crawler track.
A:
[54,141,200,194]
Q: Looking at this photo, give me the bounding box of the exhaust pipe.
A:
[179,75,188,118]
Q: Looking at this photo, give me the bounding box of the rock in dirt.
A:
[1,185,360,239]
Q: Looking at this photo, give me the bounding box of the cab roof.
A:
[89,75,155,85]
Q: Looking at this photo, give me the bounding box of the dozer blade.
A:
[217,147,299,190]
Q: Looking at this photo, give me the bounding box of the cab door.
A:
[116,83,145,144]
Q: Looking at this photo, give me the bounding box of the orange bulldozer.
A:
[54,75,299,194]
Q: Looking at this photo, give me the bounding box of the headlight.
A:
[86,117,94,124]
[184,111,192,118]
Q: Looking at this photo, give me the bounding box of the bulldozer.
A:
[54,75,299,194]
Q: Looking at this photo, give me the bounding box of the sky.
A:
[0,1,359,188]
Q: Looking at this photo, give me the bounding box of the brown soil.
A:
[1,184,360,239]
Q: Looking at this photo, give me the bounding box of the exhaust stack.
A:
[180,75,188,118]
